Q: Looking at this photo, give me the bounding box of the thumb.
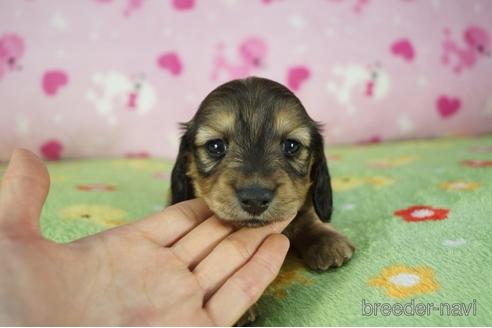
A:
[0,148,50,237]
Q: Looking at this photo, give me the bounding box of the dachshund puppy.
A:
[170,76,354,271]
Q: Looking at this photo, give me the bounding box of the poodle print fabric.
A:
[1,0,492,160]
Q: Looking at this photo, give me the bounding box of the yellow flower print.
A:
[439,181,480,191]
[398,140,451,149]
[368,155,418,168]
[332,177,364,191]
[369,265,439,298]
[50,174,70,183]
[60,204,128,227]
[365,176,395,187]
[266,255,313,299]
[110,159,166,172]
[332,176,395,191]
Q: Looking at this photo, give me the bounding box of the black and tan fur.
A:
[170,76,354,272]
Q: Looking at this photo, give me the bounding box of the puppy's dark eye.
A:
[205,139,227,158]
[282,139,301,157]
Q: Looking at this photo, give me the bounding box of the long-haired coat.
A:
[170,76,353,271]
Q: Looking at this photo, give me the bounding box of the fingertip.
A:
[13,148,32,155]
[5,148,50,188]
[11,148,39,162]
[274,233,290,248]
[264,233,290,255]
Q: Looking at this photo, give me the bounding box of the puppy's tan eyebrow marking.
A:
[195,110,235,146]
[195,126,222,146]
[275,109,311,146]
[287,126,311,146]
[274,109,295,132]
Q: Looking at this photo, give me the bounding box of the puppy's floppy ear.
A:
[310,130,333,222]
[170,129,195,205]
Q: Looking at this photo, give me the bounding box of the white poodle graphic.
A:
[86,71,156,125]
[327,64,390,114]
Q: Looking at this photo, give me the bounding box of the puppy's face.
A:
[171,77,331,227]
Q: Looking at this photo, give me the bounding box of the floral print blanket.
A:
[1,135,490,325]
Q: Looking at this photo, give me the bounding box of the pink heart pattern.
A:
[287,66,310,91]
[157,52,182,76]
[42,70,69,96]
[436,95,461,118]
[40,140,64,161]
[391,38,415,62]
[1,2,491,162]
[172,0,194,11]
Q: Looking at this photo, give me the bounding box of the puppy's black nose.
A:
[237,187,274,215]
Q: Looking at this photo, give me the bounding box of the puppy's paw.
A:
[301,229,354,271]
[235,304,259,327]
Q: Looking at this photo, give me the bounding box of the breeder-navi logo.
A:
[361,299,477,317]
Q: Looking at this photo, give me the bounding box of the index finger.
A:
[130,198,213,246]
[205,233,290,326]
[192,214,295,300]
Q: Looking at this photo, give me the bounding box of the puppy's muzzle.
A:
[236,186,274,216]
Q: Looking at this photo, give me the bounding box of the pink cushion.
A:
[0,0,491,160]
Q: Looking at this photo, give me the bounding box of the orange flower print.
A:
[77,183,116,192]
[394,205,449,222]
[461,160,492,168]
[327,154,342,161]
[266,255,313,299]
[368,155,418,168]
[369,265,439,298]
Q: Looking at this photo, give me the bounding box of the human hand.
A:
[0,149,292,326]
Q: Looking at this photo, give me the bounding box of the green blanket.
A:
[1,136,491,326]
